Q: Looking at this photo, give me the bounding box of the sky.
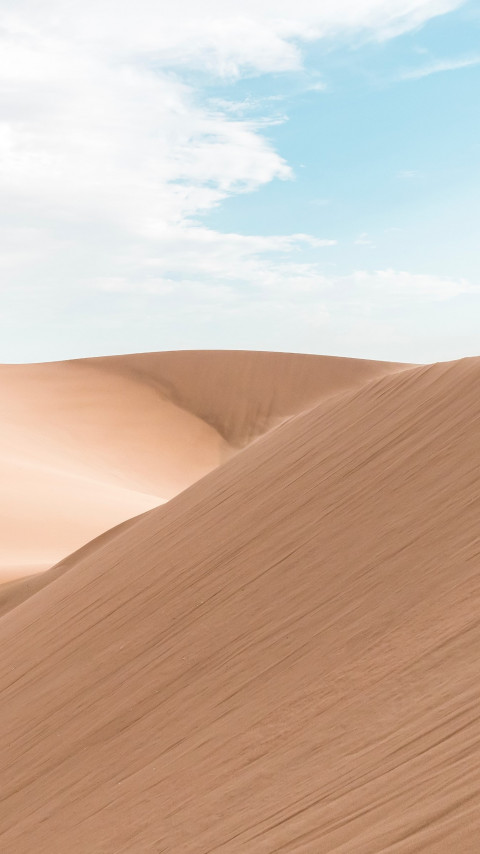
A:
[0,0,479,363]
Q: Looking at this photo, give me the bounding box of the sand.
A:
[1,350,479,852]
[0,351,399,580]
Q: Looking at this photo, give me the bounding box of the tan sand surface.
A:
[0,351,399,577]
[1,352,479,851]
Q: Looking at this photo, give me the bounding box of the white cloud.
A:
[400,55,480,79]
[307,80,328,92]
[0,0,470,363]
[351,269,478,301]
[354,232,375,246]
[92,244,476,307]
[124,228,336,294]
[0,1,466,227]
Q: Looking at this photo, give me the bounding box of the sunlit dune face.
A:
[0,350,403,579]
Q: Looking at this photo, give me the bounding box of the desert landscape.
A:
[1,348,479,852]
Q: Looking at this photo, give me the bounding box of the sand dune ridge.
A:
[0,352,478,851]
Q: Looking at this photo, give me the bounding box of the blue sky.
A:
[0,0,478,362]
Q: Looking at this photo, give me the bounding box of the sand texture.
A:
[1,351,479,852]
[0,351,398,581]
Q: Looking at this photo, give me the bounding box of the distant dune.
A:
[0,351,400,582]
[1,351,479,852]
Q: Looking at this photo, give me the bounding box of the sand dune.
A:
[0,351,399,579]
[1,352,479,851]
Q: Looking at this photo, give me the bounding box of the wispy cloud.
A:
[351,269,478,301]
[400,55,480,80]
[0,0,472,362]
[306,80,327,92]
[0,1,462,302]
[354,233,375,247]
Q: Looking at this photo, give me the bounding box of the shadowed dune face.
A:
[94,350,405,447]
[0,351,402,579]
[0,354,479,852]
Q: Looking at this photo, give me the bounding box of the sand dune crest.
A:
[0,350,401,579]
[0,354,479,851]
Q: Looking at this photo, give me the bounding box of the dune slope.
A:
[92,349,404,446]
[1,356,479,851]
[0,351,400,579]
